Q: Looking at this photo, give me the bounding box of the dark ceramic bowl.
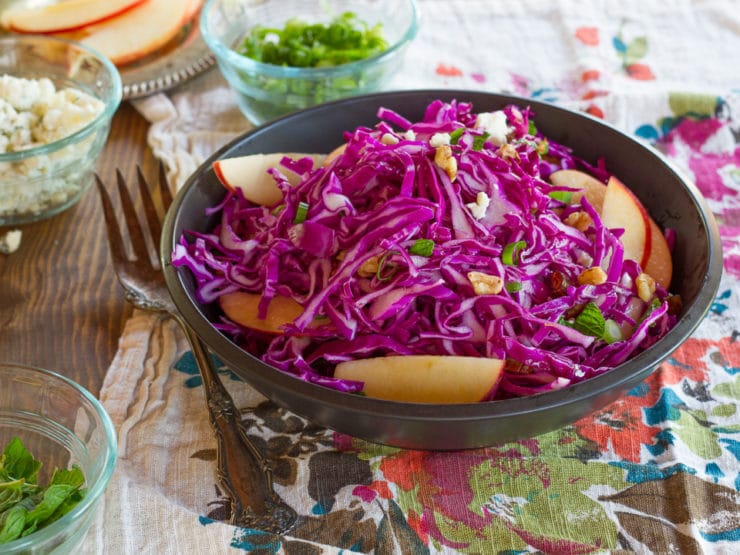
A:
[162,90,722,450]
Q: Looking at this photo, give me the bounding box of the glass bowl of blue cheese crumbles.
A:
[0,35,122,225]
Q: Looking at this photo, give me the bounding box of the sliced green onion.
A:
[293,201,309,224]
[548,190,573,203]
[376,250,397,282]
[271,204,286,216]
[502,240,526,266]
[573,302,606,338]
[408,238,435,257]
[472,132,490,151]
[505,281,523,293]
[528,120,537,136]
[449,128,465,144]
[603,319,622,344]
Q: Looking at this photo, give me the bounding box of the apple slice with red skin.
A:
[552,170,673,288]
[219,291,305,335]
[334,355,505,403]
[549,169,607,212]
[1,0,146,34]
[599,175,652,267]
[643,218,673,288]
[213,153,324,206]
[56,0,195,67]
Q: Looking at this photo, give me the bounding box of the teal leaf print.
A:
[635,124,660,142]
[612,36,627,52]
[173,351,241,388]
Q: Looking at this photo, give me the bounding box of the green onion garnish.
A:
[502,240,526,266]
[376,250,397,281]
[472,132,490,151]
[293,201,309,224]
[449,128,465,144]
[505,281,523,293]
[408,239,435,257]
[548,190,573,203]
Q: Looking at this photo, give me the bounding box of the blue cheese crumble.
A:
[0,74,104,221]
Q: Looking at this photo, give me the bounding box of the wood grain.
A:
[0,103,156,394]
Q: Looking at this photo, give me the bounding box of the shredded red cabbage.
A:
[173,99,678,399]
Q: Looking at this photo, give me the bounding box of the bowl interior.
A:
[163,90,722,450]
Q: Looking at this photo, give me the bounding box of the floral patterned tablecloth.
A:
[89,1,740,553]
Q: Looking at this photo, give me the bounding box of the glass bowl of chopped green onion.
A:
[0,363,117,553]
[200,0,419,124]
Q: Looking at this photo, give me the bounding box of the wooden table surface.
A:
[0,102,156,395]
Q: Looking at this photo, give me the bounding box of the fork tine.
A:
[158,162,174,212]
[95,174,129,271]
[136,165,162,251]
[116,169,151,265]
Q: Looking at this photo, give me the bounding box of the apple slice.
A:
[549,169,607,212]
[600,176,651,266]
[334,355,505,403]
[213,153,324,206]
[323,144,347,167]
[643,219,673,289]
[219,291,304,334]
[1,0,146,34]
[65,0,193,66]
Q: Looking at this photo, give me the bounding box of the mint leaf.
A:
[2,438,40,483]
[573,302,606,338]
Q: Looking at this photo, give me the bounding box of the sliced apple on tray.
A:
[213,153,324,206]
[1,0,146,34]
[334,355,505,403]
[550,170,673,288]
[59,0,199,66]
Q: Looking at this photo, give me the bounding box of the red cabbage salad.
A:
[173,99,679,400]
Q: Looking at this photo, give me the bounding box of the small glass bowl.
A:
[200,0,419,125]
[0,363,117,554]
[0,35,122,225]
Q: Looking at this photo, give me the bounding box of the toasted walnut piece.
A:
[563,210,593,232]
[577,266,607,286]
[636,272,656,302]
[497,143,520,161]
[357,256,380,278]
[467,271,504,295]
[434,145,458,180]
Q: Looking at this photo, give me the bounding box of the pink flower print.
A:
[575,27,600,46]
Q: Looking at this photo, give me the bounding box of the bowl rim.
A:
[0,362,117,550]
[0,35,122,163]
[161,89,723,436]
[200,0,420,79]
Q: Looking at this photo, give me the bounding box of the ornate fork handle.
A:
[175,314,298,532]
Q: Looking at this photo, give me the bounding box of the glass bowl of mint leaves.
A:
[0,363,116,553]
[200,0,419,124]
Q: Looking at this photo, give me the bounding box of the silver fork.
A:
[95,166,297,533]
